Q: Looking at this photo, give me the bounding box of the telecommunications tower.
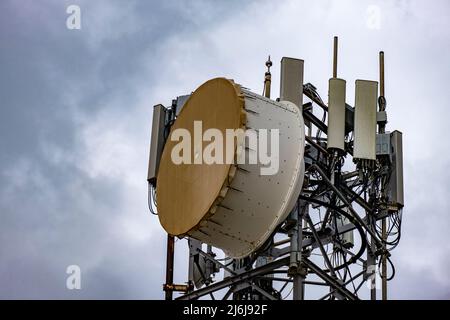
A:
[147,37,404,300]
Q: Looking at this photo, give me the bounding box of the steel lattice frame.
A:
[160,83,402,301]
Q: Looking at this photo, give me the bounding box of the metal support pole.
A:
[333,36,338,78]
[381,220,387,300]
[369,224,377,300]
[264,56,272,99]
[379,50,388,300]
[164,234,175,300]
[292,202,306,300]
[379,51,385,98]
[367,190,377,300]
[292,274,304,300]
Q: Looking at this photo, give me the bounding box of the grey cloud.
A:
[1,0,449,299]
[0,0,253,299]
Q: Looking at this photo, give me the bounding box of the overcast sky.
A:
[1,0,449,299]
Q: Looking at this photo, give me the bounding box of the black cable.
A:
[378,253,396,281]
[148,183,158,215]
[372,210,402,250]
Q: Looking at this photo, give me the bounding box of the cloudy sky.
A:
[1,0,449,299]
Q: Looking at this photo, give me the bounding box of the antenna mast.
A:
[264,55,272,98]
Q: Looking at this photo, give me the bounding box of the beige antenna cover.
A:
[157,78,245,236]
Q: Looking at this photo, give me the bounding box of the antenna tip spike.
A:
[266,55,272,68]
